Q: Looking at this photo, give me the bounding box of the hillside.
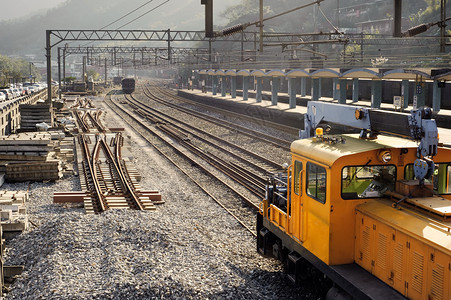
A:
[1,0,448,59]
[0,0,238,56]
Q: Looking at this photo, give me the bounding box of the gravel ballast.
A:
[3,93,318,299]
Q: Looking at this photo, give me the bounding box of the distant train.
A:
[122,78,135,94]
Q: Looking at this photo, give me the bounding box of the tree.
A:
[64,76,76,83]
[87,70,100,81]
[0,54,41,87]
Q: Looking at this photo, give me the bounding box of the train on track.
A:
[122,78,135,94]
[258,101,451,299]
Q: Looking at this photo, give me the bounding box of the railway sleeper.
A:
[83,197,95,214]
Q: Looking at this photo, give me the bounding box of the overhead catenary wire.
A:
[116,0,171,30]
[100,0,157,30]
[75,0,169,48]
[317,5,341,33]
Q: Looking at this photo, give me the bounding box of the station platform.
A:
[177,88,451,147]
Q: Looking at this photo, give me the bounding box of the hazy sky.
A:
[0,0,239,22]
[0,0,67,21]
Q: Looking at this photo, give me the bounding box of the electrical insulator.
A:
[221,24,245,36]
[404,24,429,37]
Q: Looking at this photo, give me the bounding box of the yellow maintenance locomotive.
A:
[257,101,451,300]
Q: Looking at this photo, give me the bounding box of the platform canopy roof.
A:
[236,70,252,76]
[225,70,237,76]
[431,69,451,81]
[286,69,311,78]
[310,68,341,78]
[341,68,380,79]
[197,68,447,81]
[381,69,431,80]
[265,69,286,77]
[250,69,266,77]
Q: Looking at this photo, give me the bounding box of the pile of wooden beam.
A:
[0,191,28,238]
[0,191,26,292]
[0,132,75,183]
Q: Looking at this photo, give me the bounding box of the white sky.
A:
[0,0,67,21]
[0,0,239,22]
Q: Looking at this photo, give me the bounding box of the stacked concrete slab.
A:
[0,132,75,183]
[0,191,28,238]
[18,104,52,132]
[0,191,27,293]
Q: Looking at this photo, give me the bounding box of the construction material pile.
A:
[0,132,74,184]
[0,191,28,238]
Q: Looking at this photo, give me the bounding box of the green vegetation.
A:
[0,54,40,87]
[64,76,77,83]
[221,0,440,33]
[87,70,100,81]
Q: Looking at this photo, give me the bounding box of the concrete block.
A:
[1,210,12,221]
[0,205,19,212]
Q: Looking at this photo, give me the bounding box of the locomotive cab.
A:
[258,133,451,299]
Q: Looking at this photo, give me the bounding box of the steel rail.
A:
[86,111,106,132]
[155,122,265,199]
[108,93,258,204]
[126,94,272,191]
[126,94,282,173]
[130,101,269,190]
[146,86,294,149]
[154,86,299,136]
[75,110,90,133]
[105,91,257,236]
[99,134,144,210]
[80,134,107,213]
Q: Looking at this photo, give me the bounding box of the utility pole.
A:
[45,30,52,105]
[259,0,263,52]
[82,56,87,82]
[201,0,213,38]
[63,47,66,88]
[57,47,62,98]
[104,57,107,84]
[393,0,402,37]
[29,62,33,84]
[167,29,172,64]
[133,52,136,79]
[440,0,447,52]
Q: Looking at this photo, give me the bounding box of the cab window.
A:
[405,163,451,194]
[306,162,326,203]
[341,165,396,199]
[294,160,303,195]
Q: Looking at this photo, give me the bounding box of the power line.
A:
[318,5,340,33]
[73,0,165,47]
[116,0,171,30]
[101,0,156,30]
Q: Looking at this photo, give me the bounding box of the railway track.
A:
[124,94,279,198]
[78,132,157,214]
[68,95,162,214]
[104,85,295,236]
[125,88,290,201]
[153,84,299,138]
[143,84,294,149]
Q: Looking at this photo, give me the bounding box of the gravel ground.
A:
[2,94,319,299]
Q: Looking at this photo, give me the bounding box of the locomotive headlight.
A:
[315,128,324,136]
[379,150,392,163]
